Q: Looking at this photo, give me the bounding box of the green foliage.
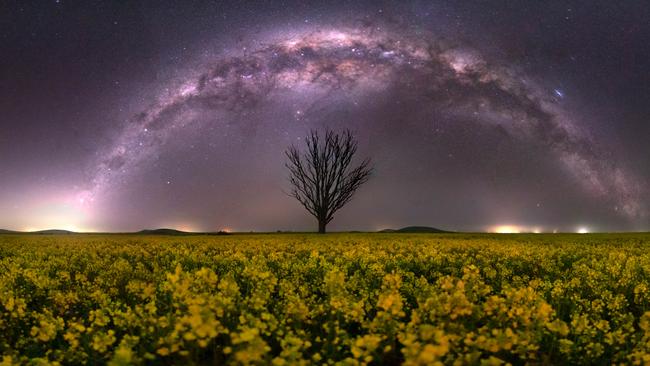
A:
[1,233,650,365]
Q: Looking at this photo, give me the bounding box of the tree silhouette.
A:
[285,129,373,233]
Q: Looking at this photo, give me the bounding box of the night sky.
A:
[2,1,649,233]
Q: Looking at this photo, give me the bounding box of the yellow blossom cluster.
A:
[1,233,650,364]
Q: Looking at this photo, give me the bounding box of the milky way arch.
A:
[83,25,644,219]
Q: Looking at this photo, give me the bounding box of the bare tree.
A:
[285,129,373,233]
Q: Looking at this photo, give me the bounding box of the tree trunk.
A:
[318,220,326,234]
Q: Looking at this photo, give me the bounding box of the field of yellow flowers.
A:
[2,233,650,365]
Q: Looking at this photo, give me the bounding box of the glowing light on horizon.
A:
[490,225,548,234]
[577,227,589,234]
[491,225,522,233]
[14,193,95,232]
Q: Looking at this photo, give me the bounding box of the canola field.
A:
[2,233,650,365]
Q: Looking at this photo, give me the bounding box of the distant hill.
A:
[0,228,234,235]
[137,228,190,235]
[0,229,78,235]
[137,228,231,235]
[380,226,451,233]
[32,229,75,235]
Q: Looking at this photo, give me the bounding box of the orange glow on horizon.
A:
[491,225,522,234]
